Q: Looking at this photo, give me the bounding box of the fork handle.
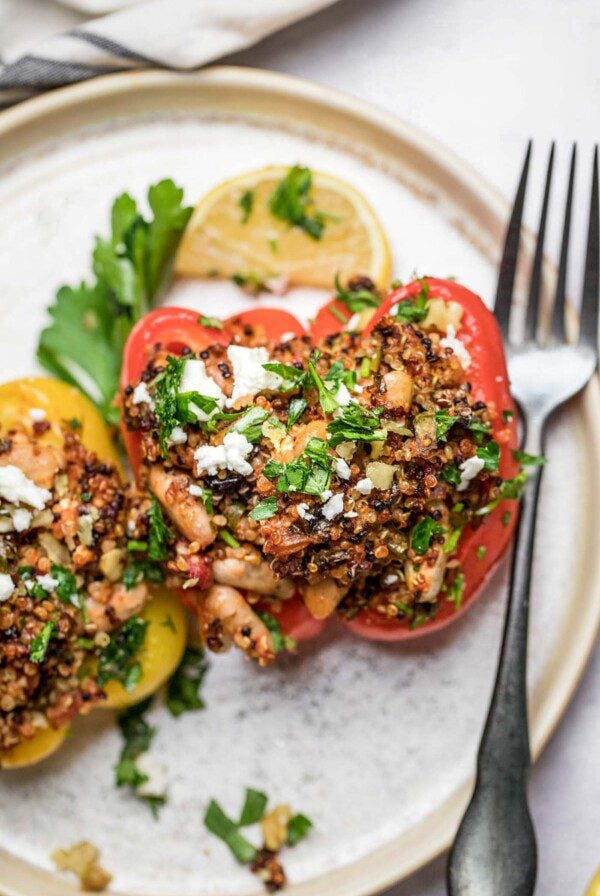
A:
[447,420,545,896]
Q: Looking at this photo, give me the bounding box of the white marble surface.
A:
[226,2,600,894]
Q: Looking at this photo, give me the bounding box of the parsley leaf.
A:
[152,355,219,454]
[97,616,148,691]
[307,357,339,414]
[327,403,385,447]
[166,647,208,717]
[199,315,224,330]
[256,611,297,654]
[476,440,500,472]
[263,361,306,392]
[204,800,258,864]
[51,564,83,611]
[394,281,430,323]
[333,273,380,313]
[287,397,307,429]
[513,449,547,467]
[30,618,56,663]
[249,497,278,521]
[239,189,255,223]
[286,813,313,846]
[147,496,173,561]
[115,697,166,817]
[446,571,465,609]
[230,406,269,443]
[239,788,268,826]
[440,463,461,486]
[38,181,191,424]
[123,558,166,590]
[268,165,328,240]
[263,438,332,497]
[411,516,445,554]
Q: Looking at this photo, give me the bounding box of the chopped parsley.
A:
[152,355,219,455]
[446,571,465,609]
[476,545,487,560]
[263,437,332,497]
[97,616,148,692]
[333,273,380,313]
[204,788,312,864]
[123,557,166,590]
[30,617,56,663]
[394,281,430,323]
[287,397,307,429]
[37,180,192,425]
[166,647,208,717]
[219,530,240,549]
[307,356,339,414]
[232,272,267,295]
[444,526,463,554]
[204,799,258,864]
[115,697,165,817]
[249,497,279,521]
[230,406,269,443]
[286,814,313,846]
[147,496,173,561]
[327,403,385,447]
[256,611,297,654]
[239,788,268,826]
[199,315,224,330]
[502,409,515,423]
[502,511,512,526]
[476,439,500,472]
[268,165,328,241]
[262,361,306,392]
[19,566,50,600]
[411,516,445,555]
[239,189,255,224]
[513,449,547,467]
[475,470,528,516]
[440,463,461,486]
[51,564,85,614]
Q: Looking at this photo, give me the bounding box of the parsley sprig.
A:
[115,698,165,817]
[268,165,329,241]
[37,181,192,424]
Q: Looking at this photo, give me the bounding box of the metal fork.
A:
[447,143,599,896]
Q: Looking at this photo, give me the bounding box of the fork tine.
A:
[494,141,532,340]
[524,143,555,341]
[551,144,577,342]
[579,146,599,349]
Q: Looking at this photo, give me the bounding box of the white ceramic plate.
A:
[0,68,598,896]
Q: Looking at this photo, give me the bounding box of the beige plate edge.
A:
[0,67,598,896]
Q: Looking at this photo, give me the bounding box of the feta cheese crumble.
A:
[167,426,187,446]
[344,510,359,518]
[457,455,485,491]
[194,431,254,477]
[355,477,374,495]
[188,484,204,497]
[0,574,15,602]
[28,408,46,422]
[384,573,399,585]
[440,325,471,369]
[322,493,344,520]
[179,358,225,421]
[35,574,59,593]
[320,489,333,502]
[333,457,351,480]
[226,345,283,408]
[297,502,314,521]
[279,330,296,342]
[12,508,32,532]
[132,382,155,408]
[135,753,168,799]
[334,383,352,407]
[0,465,51,510]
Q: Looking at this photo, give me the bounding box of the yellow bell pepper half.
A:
[0,378,186,765]
[101,587,187,709]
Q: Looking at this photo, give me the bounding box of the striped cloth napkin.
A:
[0,0,338,108]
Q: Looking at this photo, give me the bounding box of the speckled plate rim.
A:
[0,67,598,896]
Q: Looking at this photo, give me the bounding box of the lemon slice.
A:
[585,870,600,896]
[175,165,391,289]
